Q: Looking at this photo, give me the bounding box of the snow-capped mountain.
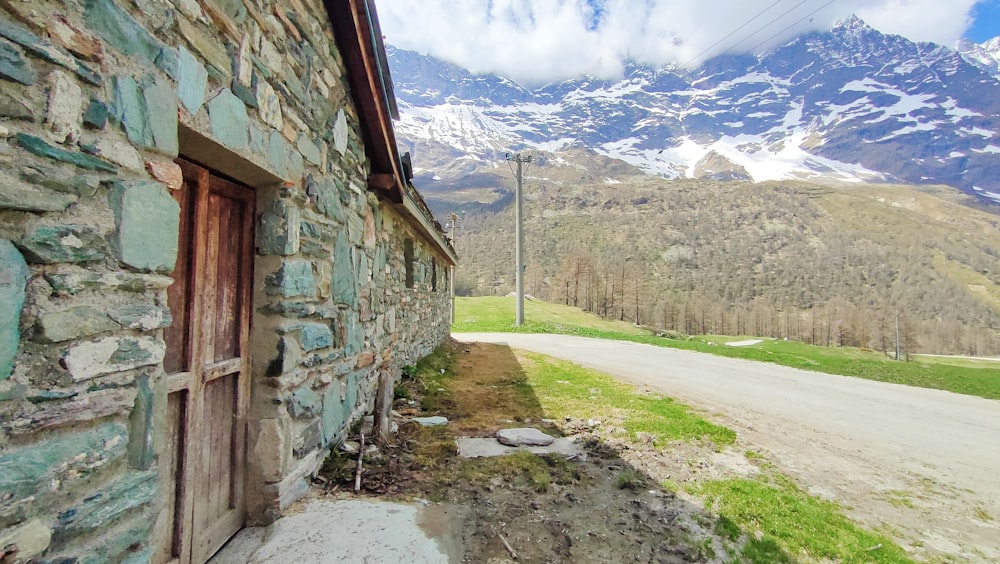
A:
[959,37,1000,78]
[388,16,1000,204]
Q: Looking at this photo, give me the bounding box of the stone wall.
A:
[0,0,452,561]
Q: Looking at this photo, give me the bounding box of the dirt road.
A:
[455,333,1000,561]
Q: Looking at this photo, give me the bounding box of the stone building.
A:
[0,0,456,562]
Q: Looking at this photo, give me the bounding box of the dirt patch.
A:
[319,340,763,562]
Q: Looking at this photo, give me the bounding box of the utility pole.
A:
[446,213,461,324]
[895,309,901,361]
[505,152,532,326]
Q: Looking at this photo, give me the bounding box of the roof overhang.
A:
[325,0,456,265]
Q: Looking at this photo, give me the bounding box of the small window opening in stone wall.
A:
[432,258,438,291]
[404,238,414,288]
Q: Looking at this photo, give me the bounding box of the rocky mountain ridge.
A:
[388,16,1000,204]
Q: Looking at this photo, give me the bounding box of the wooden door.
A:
[160,159,254,563]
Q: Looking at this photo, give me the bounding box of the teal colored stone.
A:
[374,246,386,274]
[295,420,323,456]
[83,97,109,129]
[128,374,155,470]
[0,422,128,501]
[109,303,172,330]
[53,469,157,541]
[19,164,100,197]
[308,177,344,223]
[0,19,101,86]
[14,133,116,172]
[36,306,118,343]
[216,0,248,22]
[109,337,157,365]
[320,385,347,444]
[208,89,249,150]
[232,80,257,109]
[345,371,360,412]
[249,124,267,154]
[344,313,363,357]
[84,0,164,66]
[176,45,207,114]
[258,199,300,256]
[28,389,77,401]
[0,240,27,380]
[19,225,107,264]
[113,75,151,147]
[332,231,356,304]
[267,130,289,178]
[250,52,271,80]
[0,381,28,401]
[80,518,155,564]
[0,81,35,121]
[267,260,315,298]
[299,322,332,351]
[288,387,321,419]
[346,212,364,245]
[109,181,180,272]
[143,77,178,155]
[281,70,308,107]
[297,238,326,259]
[288,148,304,182]
[297,134,321,166]
[298,221,336,243]
[155,46,178,79]
[0,39,36,85]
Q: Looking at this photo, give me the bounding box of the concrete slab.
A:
[456,436,586,459]
[210,494,465,563]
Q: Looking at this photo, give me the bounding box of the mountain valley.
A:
[386,16,1000,355]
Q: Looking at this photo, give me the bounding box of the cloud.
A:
[376,0,980,86]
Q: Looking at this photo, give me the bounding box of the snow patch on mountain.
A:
[388,19,1000,201]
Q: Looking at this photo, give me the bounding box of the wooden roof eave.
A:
[324,0,457,265]
[326,0,404,203]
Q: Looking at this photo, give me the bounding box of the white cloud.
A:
[376,0,980,86]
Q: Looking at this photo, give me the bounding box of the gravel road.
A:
[454,333,1000,561]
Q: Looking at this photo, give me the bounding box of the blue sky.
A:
[378,0,999,86]
[968,0,1000,42]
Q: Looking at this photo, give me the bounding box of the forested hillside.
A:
[449,179,1000,356]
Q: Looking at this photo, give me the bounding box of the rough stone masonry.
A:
[0,0,454,562]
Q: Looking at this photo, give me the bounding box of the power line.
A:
[744,0,837,53]
[725,0,814,54]
[679,0,784,67]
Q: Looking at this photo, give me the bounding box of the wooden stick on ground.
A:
[354,432,365,492]
[497,531,518,560]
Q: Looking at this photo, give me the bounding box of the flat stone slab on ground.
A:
[496,427,555,446]
[457,437,586,459]
[209,495,463,563]
[413,416,448,426]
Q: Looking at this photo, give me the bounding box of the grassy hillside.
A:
[446,178,1000,355]
[453,296,1000,401]
[452,295,647,335]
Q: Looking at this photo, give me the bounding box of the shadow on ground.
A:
[317,339,795,563]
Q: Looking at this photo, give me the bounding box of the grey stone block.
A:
[109,180,180,272]
[0,240,27,379]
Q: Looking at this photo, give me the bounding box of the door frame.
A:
[162,159,255,563]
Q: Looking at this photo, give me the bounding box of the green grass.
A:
[406,339,912,563]
[452,296,648,335]
[453,297,1000,401]
[913,354,1000,368]
[522,352,736,447]
[694,476,913,563]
